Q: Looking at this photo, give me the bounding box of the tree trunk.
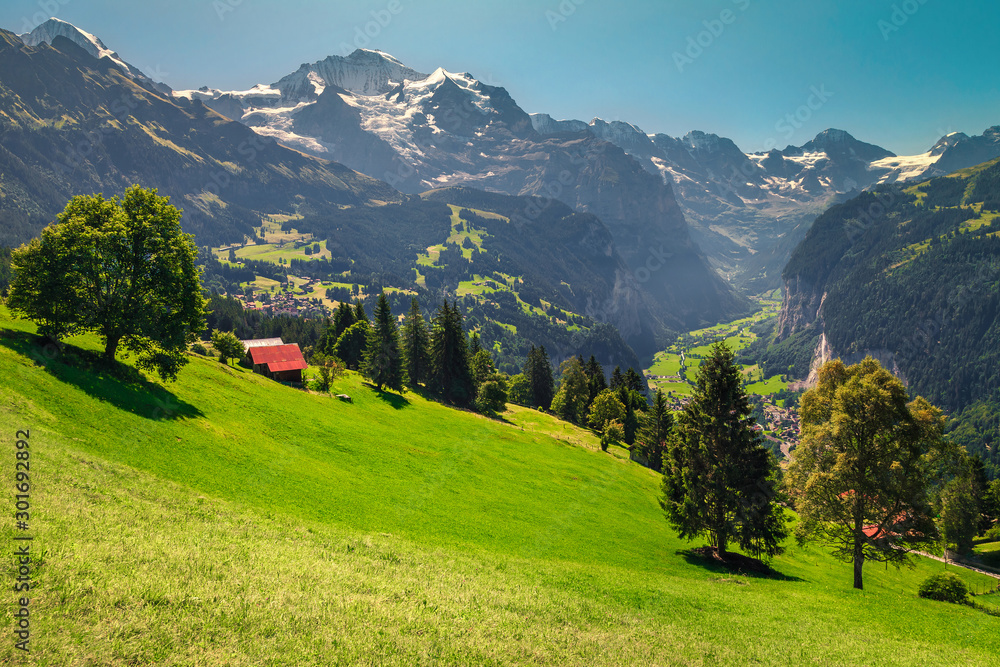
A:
[716,531,727,557]
[853,538,864,590]
[104,335,120,363]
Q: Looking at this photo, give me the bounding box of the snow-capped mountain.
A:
[529,115,1000,288]
[172,48,747,335]
[177,44,1000,293]
[19,18,171,94]
[174,50,536,189]
[21,21,997,299]
[22,18,142,80]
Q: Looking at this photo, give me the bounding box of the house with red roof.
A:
[245,342,308,384]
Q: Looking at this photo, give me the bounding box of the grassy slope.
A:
[1,308,998,665]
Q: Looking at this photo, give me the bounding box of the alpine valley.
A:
[3,18,1000,387]
[3,13,1000,666]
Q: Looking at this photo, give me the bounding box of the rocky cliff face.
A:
[776,278,825,339]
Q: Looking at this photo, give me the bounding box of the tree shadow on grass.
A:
[0,329,202,421]
[361,382,411,410]
[678,547,805,582]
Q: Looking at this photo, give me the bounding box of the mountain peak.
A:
[800,128,895,161]
[273,48,428,98]
[20,18,135,75]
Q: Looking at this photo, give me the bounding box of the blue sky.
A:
[3,0,998,155]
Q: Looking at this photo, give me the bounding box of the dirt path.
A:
[912,549,1000,583]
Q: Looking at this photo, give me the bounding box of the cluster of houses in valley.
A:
[759,402,802,455]
[240,338,308,384]
[231,278,331,319]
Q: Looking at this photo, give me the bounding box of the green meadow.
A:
[646,298,789,397]
[0,306,997,665]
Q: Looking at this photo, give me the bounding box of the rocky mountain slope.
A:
[170,48,749,333]
[172,42,1000,296]
[531,116,1000,290]
[0,26,400,249]
[0,24,670,361]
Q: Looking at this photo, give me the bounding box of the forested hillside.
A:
[773,158,1000,474]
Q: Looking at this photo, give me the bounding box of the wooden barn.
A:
[245,342,308,384]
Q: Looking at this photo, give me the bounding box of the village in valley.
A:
[643,294,802,459]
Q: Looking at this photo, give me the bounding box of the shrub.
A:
[190,343,208,356]
[601,421,624,452]
[918,573,970,604]
[311,353,345,393]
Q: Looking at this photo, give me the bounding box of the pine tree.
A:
[429,301,474,406]
[400,297,431,388]
[525,345,554,410]
[625,367,645,393]
[623,398,638,446]
[661,342,788,559]
[362,291,405,392]
[585,355,607,405]
[638,390,673,471]
[469,331,483,355]
[354,299,368,324]
[331,302,356,342]
[610,366,625,390]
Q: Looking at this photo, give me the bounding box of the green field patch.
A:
[746,374,790,396]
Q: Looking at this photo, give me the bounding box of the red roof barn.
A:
[247,343,308,384]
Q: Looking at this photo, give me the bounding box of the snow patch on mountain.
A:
[871,152,939,182]
[274,49,428,98]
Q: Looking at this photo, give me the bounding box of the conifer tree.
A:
[623,398,638,445]
[585,355,607,405]
[637,389,673,471]
[469,331,483,355]
[429,301,474,405]
[332,301,356,340]
[362,291,405,392]
[624,367,645,393]
[354,299,368,324]
[610,366,625,390]
[661,342,788,559]
[400,297,431,388]
[525,345,554,410]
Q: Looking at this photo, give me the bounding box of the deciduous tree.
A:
[588,389,625,431]
[551,357,589,424]
[211,329,245,366]
[786,357,942,589]
[334,320,370,370]
[8,186,206,380]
